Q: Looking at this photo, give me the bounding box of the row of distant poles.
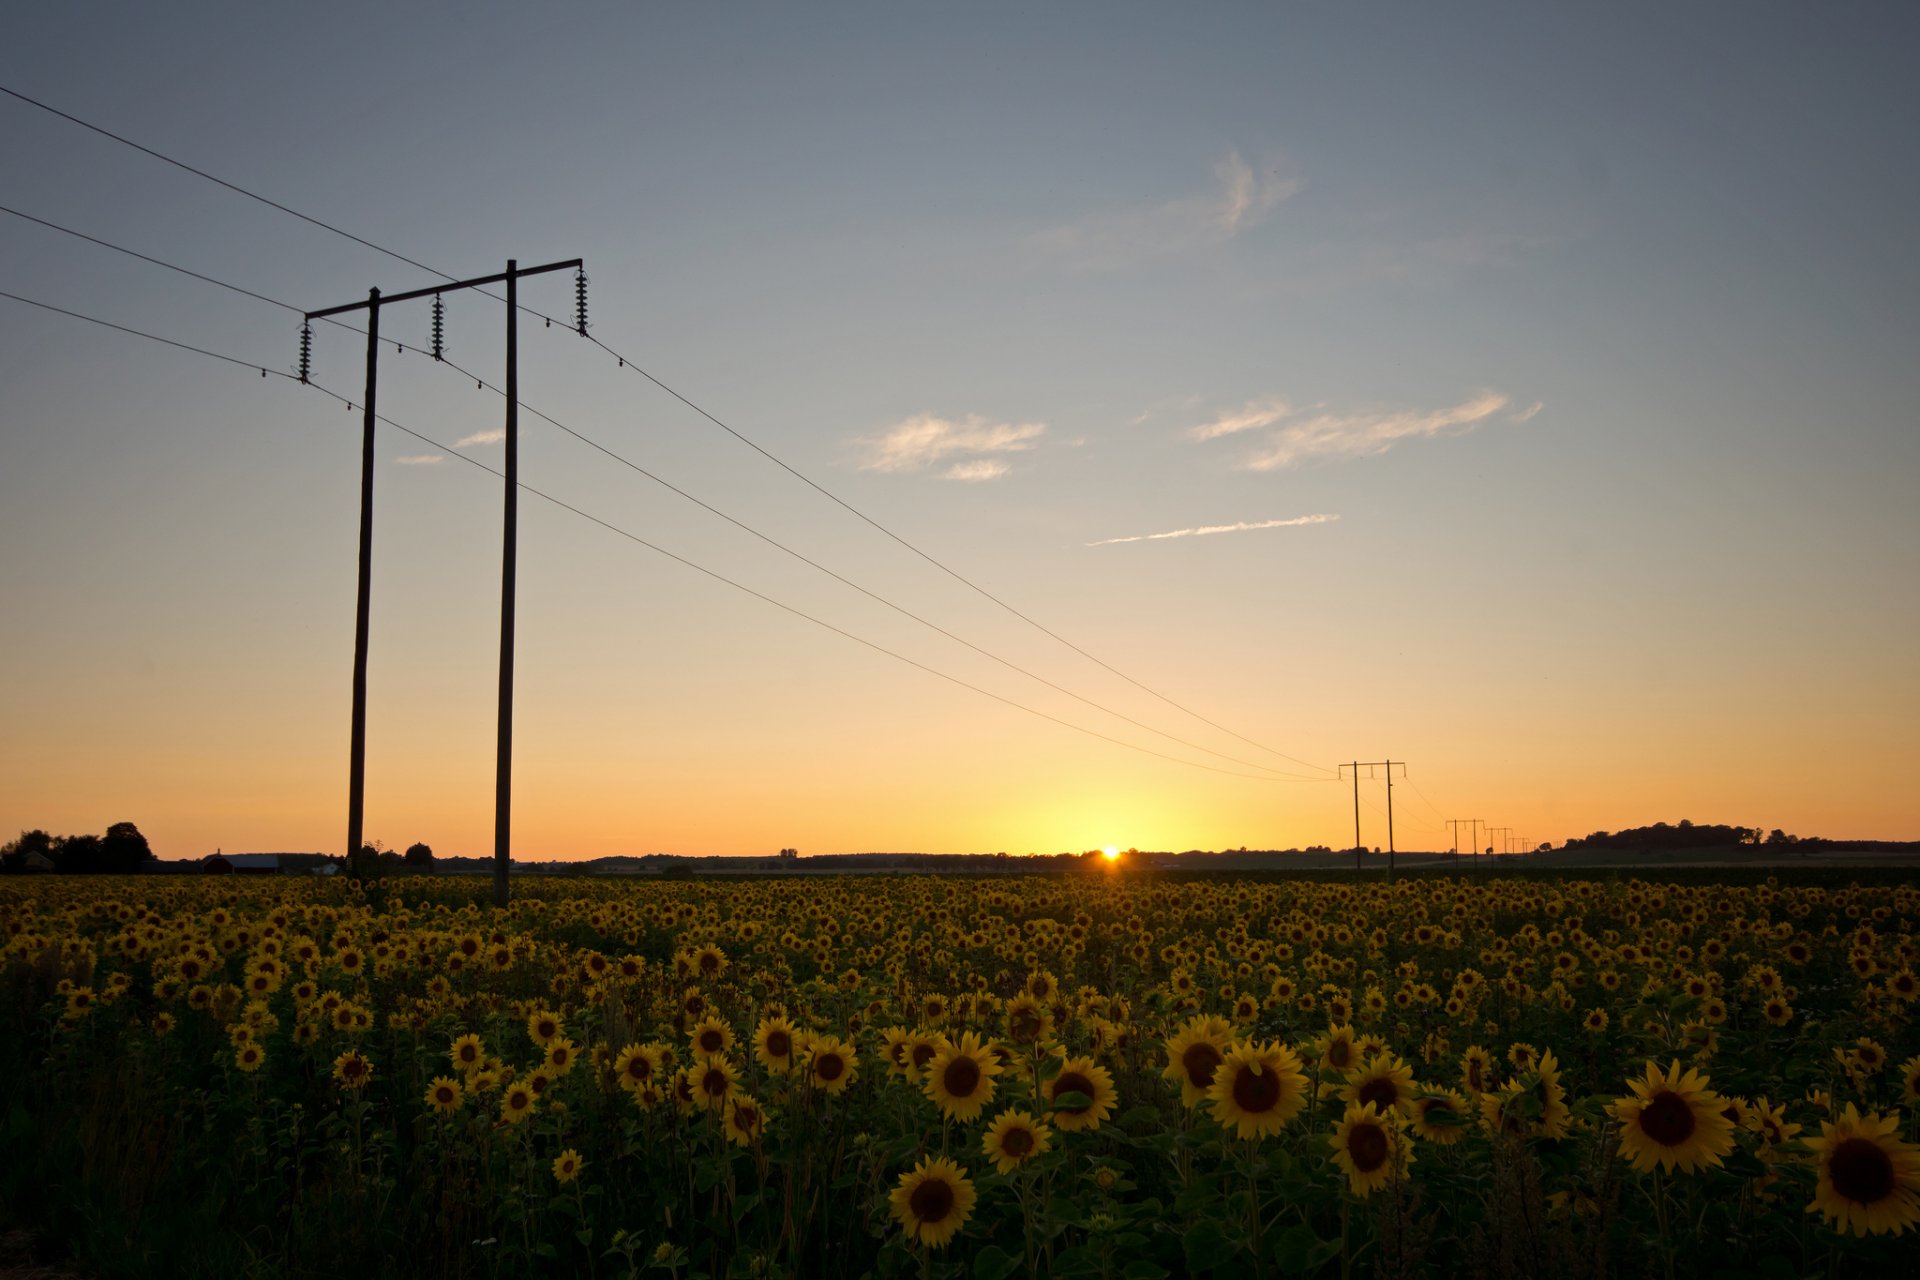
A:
[1338,762,1525,874]
[302,258,586,907]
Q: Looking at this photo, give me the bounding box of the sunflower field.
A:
[4,868,1918,1279]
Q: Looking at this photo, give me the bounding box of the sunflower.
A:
[544,1037,578,1077]
[1899,1055,1920,1105]
[888,1155,978,1249]
[425,1075,463,1114]
[500,1081,537,1124]
[551,1148,583,1184]
[982,1109,1053,1175]
[235,1042,265,1073]
[614,1043,663,1093]
[1045,1056,1117,1132]
[1005,994,1053,1045]
[1459,1045,1495,1094]
[903,1030,951,1084]
[805,1035,859,1095]
[332,1050,373,1090]
[689,1015,735,1059]
[753,1016,800,1076]
[1342,1053,1417,1120]
[924,1031,1001,1123]
[1315,1024,1360,1075]
[1162,1015,1234,1109]
[1331,1102,1414,1197]
[526,1008,562,1047]
[1610,1060,1735,1174]
[1805,1104,1920,1237]
[722,1095,767,1147]
[689,1055,738,1109]
[1205,1039,1308,1140]
[1410,1089,1471,1145]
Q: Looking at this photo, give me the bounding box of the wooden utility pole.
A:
[304,257,583,905]
[1339,760,1407,874]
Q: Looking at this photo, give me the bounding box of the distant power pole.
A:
[1339,760,1408,875]
[304,257,585,908]
[1489,826,1513,858]
[1447,818,1483,865]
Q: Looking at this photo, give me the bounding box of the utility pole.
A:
[1469,819,1486,868]
[1446,818,1482,865]
[1339,760,1407,874]
[305,257,584,907]
[1489,826,1513,858]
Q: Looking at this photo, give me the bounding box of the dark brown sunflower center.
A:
[699,1030,724,1053]
[1348,1122,1389,1173]
[1356,1078,1399,1111]
[1054,1072,1094,1113]
[1232,1064,1282,1113]
[627,1058,652,1080]
[767,1031,791,1058]
[702,1068,729,1096]
[1638,1091,1696,1146]
[1182,1043,1223,1088]
[943,1057,982,1097]
[909,1177,955,1223]
[815,1052,845,1082]
[1328,1043,1352,1069]
[1002,1127,1034,1157]
[1829,1137,1896,1204]
[911,1043,938,1069]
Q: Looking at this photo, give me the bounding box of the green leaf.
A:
[574,1228,594,1246]
[1122,1261,1171,1280]
[1182,1220,1238,1273]
[1053,1091,1093,1111]
[972,1245,1021,1280]
[1270,1223,1323,1275]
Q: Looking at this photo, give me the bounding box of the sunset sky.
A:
[2,4,1916,860]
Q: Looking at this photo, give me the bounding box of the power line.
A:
[0,81,1340,781]
[0,286,1322,786]
[0,202,1325,781]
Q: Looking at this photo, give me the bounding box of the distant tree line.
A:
[1,822,152,874]
[1563,820,1819,851]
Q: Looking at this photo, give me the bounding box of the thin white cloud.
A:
[456,427,505,447]
[1509,400,1545,423]
[1088,513,1339,547]
[1028,149,1303,269]
[1186,391,1517,471]
[945,459,1011,482]
[857,413,1046,479]
[1187,398,1293,442]
[395,454,445,465]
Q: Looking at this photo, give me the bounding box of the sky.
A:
[2,2,1917,860]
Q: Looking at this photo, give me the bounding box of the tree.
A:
[101,821,152,872]
[404,841,435,871]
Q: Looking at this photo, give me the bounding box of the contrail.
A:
[1087,513,1339,547]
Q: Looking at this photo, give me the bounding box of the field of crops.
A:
[4,869,1917,1279]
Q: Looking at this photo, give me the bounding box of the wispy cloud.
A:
[1028,149,1302,269]
[1187,398,1293,442]
[1509,400,1545,423]
[857,413,1046,480]
[944,459,1011,482]
[456,427,505,447]
[1087,513,1339,547]
[1188,391,1521,471]
[395,454,445,465]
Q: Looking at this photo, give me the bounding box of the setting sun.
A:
[1101,847,1119,862]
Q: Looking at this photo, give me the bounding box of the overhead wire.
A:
[0,81,1341,781]
[0,202,1328,781]
[0,285,1324,786]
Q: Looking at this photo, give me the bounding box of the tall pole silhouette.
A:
[495,262,519,909]
[345,288,379,881]
[305,257,584,902]
[1339,760,1407,874]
